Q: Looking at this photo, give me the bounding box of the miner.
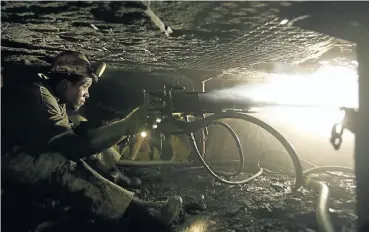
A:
[1,51,183,227]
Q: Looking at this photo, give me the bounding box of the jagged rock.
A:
[1,1,356,83]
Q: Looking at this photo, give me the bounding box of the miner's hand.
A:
[125,104,160,134]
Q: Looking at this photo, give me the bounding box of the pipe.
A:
[117,160,196,167]
[114,111,356,232]
[115,108,358,232]
[200,78,212,159]
[184,111,304,189]
[260,150,354,179]
[304,166,354,177]
[203,120,244,177]
[118,119,246,177]
[189,132,264,185]
[303,166,355,232]
[119,111,303,188]
[117,160,257,167]
[305,178,335,232]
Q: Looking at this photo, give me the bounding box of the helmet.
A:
[49,51,106,83]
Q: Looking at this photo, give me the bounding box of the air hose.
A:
[189,132,264,184]
[303,166,354,232]
[185,111,304,189]
[117,111,303,188]
[115,111,356,232]
[118,120,246,175]
[303,166,354,177]
[304,178,334,232]
[204,120,245,176]
[117,120,244,178]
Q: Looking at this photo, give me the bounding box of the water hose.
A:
[117,160,196,166]
[189,132,264,184]
[118,120,245,177]
[260,150,354,179]
[304,166,354,177]
[184,111,304,189]
[116,160,248,167]
[114,111,356,232]
[117,111,303,188]
[303,166,354,232]
[304,178,334,232]
[128,110,303,186]
[197,120,245,177]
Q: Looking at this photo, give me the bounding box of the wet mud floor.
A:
[127,166,356,232]
[2,166,356,232]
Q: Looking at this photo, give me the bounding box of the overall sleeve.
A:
[30,85,74,150]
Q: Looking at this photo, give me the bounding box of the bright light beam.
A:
[209,65,358,137]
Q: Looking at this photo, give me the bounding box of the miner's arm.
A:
[48,117,133,160]
[36,87,140,160]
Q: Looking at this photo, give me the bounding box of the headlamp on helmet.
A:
[49,51,106,83]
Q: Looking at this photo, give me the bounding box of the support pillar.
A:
[200,78,213,157]
[355,37,369,231]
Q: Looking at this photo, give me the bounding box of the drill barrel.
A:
[171,92,252,113]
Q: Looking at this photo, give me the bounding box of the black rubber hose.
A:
[305,178,334,232]
[118,112,303,188]
[303,167,354,232]
[189,132,264,185]
[198,120,245,177]
[259,150,354,179]
[139,160,266,179]
[304,166,354,177]
[116,160,250,167]
[118,120,245,177]
[185,111,304,189]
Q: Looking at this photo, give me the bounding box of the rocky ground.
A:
[1,159,356,232]
[131,166,356,232]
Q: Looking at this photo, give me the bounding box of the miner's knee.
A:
[34,152,78,179]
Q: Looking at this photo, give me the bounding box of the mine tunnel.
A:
[1,1,369,232]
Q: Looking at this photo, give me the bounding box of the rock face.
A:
[1,1,359,165]
[1,1,357,84]
[0,4,360,232]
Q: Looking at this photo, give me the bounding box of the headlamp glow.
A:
[140,131,148,138]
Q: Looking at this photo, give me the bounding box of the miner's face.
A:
[64,76,92,111]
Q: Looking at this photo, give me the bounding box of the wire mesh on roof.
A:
[182,18,336,73]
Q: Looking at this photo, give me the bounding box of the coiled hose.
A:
[303,166,354,232]
[203,120,244,177]
[117,120,245,178]
[110,111,355,232]
[186,111,305,189]
[130,111,355,232]
[119,111,304,187]
[34,112,356,232]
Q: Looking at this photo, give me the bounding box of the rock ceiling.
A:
[1,1,361,82]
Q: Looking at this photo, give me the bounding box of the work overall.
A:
[1,82,134,225]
